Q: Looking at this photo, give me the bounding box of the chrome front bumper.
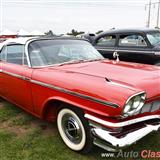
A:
[92,124,160,151]
[85,114,160,151]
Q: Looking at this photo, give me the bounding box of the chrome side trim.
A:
[85,114,160,127]
[154,51,160,56]
[107,80,136,91]
[1,69,120,108]
[97,48,154,54]
[2,70,30,81]
[2,70,24,80]
[92,123,160,149]
[31,79,119,108]
[96,48,115,52]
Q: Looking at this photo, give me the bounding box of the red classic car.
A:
[0,37,160,153]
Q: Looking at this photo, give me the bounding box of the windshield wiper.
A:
[86,58,105,62]
[58,58,104,66]
[58,60,86,66]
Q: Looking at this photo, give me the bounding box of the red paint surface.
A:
[0,59,160,122]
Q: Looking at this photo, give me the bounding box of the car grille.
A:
[140,100,160,114]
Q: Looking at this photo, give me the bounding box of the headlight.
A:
[123,92,146,117]
[133,96,141,109]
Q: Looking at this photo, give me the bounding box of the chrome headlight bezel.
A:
[123,92,146,117]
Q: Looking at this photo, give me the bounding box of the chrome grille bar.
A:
[140,100,160,114]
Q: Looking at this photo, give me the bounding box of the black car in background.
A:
[85,29,160,65]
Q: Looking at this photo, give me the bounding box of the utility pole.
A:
[0,0,2,32]
[145,0,160,28]
[156,0,160,28]
[147,0,151,28]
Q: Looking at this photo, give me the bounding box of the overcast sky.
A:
[0,0,160,34]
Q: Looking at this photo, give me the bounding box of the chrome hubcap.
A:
[62,114,82,144]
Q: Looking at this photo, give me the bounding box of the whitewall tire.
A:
[57,107,93,153]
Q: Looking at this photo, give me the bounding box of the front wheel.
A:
[57,107,93,153]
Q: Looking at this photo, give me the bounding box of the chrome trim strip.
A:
[125,91,146,104]
[92,123,160,149]
[25,38,38,68]
[154,52,160,56]
[85,114,160,127]
[97,48,154,54]
[2,70,24,80]
[1,70,120,108]
[96,48,115,52]
[31,79,119,108]
[93,139,117,152]
[108,81,136,91]
[118,50,153,54]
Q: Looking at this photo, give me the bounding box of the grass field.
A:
[0,98,159,160]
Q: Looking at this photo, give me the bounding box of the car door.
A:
[0,44,33,112]
[0,60,2,95]
[117,33,154,64]
[93,34,117,59]
[0,46,7,95]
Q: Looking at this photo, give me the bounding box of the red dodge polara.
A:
[0,37,160,153]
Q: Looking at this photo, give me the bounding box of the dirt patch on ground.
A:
[0,120,30,137]
[0,113,57,137]
[0,100,58,137]
[0,103,4,109]
[29,119,58,136]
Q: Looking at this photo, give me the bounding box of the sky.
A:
[0,0,160,34]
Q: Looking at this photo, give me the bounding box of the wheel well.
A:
[42,100,83,122]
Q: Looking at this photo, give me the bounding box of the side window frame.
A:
[0,45,7,61]
[4,44,27,66]
[117,33,148,48]
[95,34,117,47]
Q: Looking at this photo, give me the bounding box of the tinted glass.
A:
[119,34,147,47]
[96,35,116,47]
[28,39,104,67]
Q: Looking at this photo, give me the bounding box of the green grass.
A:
[0,99,159,160]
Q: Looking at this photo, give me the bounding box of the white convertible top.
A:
[0,37,37,50]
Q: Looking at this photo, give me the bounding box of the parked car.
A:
[87,29,160,65]
[0,37,160,153]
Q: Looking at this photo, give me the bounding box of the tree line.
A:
[45,29,104,37]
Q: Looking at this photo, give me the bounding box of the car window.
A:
[119,34,147,47]
[0,46,7,61]
[29,40,104,67]
[147,32,160,45]
[6,45,24,65]
[96,35,116,47]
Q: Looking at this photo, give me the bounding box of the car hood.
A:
[33,59,160,117]
[59,59,160,100]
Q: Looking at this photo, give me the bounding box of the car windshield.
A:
[28,39,104,67]
[147,32,160,45]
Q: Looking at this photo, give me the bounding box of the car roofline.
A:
[1,36,89,46]
[96,28,160,37]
